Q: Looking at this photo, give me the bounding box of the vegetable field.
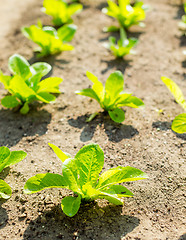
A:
[0,0,185,239]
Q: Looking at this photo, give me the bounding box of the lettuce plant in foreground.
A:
[161,77,186,134]
[104,27,138,58]
[102,0,147,32]
[22,23,77,57]
[42,0,83,27]
[0,54,63,114]
[76,71,144,123]
[24,143,147,217]
[0,147,27,199]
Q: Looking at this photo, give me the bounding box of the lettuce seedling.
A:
[22,23,77,57]
[42,0,83,27]
[104,27,138,58]
[102,0,147,32]
[75,71,144,123]
[24,143,147,217]
[161,77,186,134]
[0,146,27,199]
[178,3,186,35]
[0,54,63,114]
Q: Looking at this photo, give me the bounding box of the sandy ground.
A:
[0,0,185,239]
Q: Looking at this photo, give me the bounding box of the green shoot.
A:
[0,54,63,114]
[22,23,77,57]
[76,71,144,123]
[24,143,147,217]
[102,0,147,32]
[0,146,27,199]
[104,27,138,58]
[42,0,83,27]
[161,76,186,134]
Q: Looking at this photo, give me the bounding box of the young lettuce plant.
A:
[42,0,83,27]
[24,143,147,217]
[104,27,138,58]
[178,3,186,35]
[0,147,27,199]
[102,0,147,32]
[161,77,186,134]
[75,71,144,123]
[22,23,77,57]
[0,54,63,114]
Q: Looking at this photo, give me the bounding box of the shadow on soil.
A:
[100,58,132,75]
[68,114,139,142]
[178,233,186,240]
[0,168,10,229]
[0,108,51,147]
[174,2,185,20]
[29,54,70,71]
[0,200,8,229]
[23,202,139,240]
[179,35,186,48]
[152,121,186,140]
[182,60,186,68]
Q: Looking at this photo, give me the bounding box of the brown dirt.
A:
[0,0,186,239]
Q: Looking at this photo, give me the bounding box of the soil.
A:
[0,0,186,239]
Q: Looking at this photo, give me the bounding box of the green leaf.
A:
[61,195,81,217]
[4,151,27,168]
[103,0,146,30]
[60,43,74,51]
[48,143,71,163]
[0,179,12,199]
[68,3,83,16]
[103,0,119,16]
[26,73,42,91]
[86,71,105,102]
[57,24,77,42]
[172,113,186,134]
[20,102,30,114]
[117,95,144,108]
[107,34,138,58]
[115,93,132,105]
[0,72,12,89]
[37,77,62,93]
[36,92,56,103]
[9,75,36,100]
[62,158,82,194]
[75,143,104,187]
[75,89,100,102]
[31,62,52,77]
[97,166,148,190]
[98,192,124,205]
[105,71,124,102]
[1,96,20,108]
[104,184,133,197]
[0,146,11,173]
[0,147,26,173]
[81,182,103,199]
[103,26,120,32]
[24,173,68,194]
[8,54,31,79]
[161,76,186,111]
[22,25,70,56]
[96,185,131,205]
[108,108,125,123]
[43,0,82,27]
